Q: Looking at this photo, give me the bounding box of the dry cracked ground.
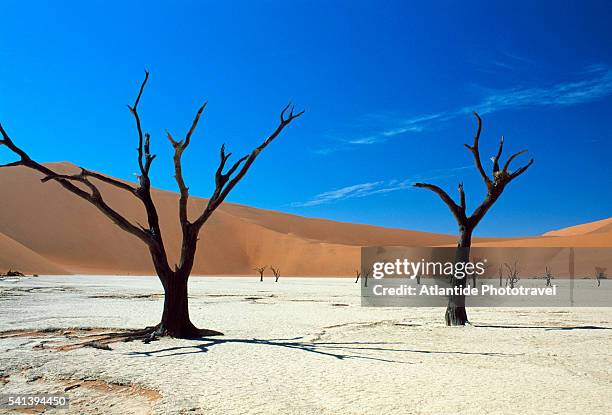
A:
[1,276,611,414]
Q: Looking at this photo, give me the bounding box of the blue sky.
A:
[1,1,611,237]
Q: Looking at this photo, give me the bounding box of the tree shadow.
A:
[126,336,520,362]
[473,324,612,331]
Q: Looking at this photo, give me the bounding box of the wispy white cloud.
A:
[317,64,612,151]
[292,181,387,207]
[347,135,381,145]
[473,66,612,113]
[292,165,472,207]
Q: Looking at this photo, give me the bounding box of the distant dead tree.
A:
[470,256,489,288]
[415,113,533,325]
[0,72,303,339]
[544,266,553,287]
[498,264,503,287]
[354,269,361,283]
[363,269,371,288]
[504,261,520,289]
[254,266,267,282]
[1,268,25,277]
[270,266,281,282]
[595,267,606,287]
[415,273,421,285]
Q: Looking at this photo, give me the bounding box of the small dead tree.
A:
[595,267,606,287]
[498,264,503,287]
[415,273,421,285]
[504,261,520,289]
[254,266,267,282]
[415,113,533,325]
[470,256,489,288]
[363,269,371,287]
[544,266,553,287]
[354,269,361,283]
[1,268,26,278]
[0,72,303,339]
[270,266,281,282]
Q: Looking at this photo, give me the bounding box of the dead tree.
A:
[354,269,361,283]
[416,273,421,285]
[414,113,533,325]
[470,256,489,288]
[270,266,280,282]
[544,266,553,287]
[0,72,303,339]
[254,266,267,282]
[1,268,26,277]
[595,267,606,287]
[504,261,520,289]
[498,264,503,287]
[363,269,371,287]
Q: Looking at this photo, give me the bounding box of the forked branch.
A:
[414,112,533,230]
[193,103,304,230]
[413,182,466,224]
[491,135,504,174]
[463,112,491,188]
[127,70,152,178]
[166,102,207,228]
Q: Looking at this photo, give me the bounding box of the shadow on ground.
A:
[3,324,609,363]
[126,336,521,362]
[473,324,612,331]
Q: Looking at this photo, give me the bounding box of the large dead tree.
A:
[0,72,303,339]
[414,113,533,326]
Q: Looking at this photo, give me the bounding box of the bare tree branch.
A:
[413,182,465,224]
[79,169,138,194]
[122,72,168,272]
[166,102,207,229]
[492,135,504,174]
[458,182,466,213]
[463,112,492,188]
[502,149,528,173]
[192,103,304,230]
[0,160,24,168]
[509,158,534,181]
[127,70,150,176]
[184,103,206,149]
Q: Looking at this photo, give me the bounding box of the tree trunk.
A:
[156,273,222,339]
[158,275,200,338]
[445,228,471,326]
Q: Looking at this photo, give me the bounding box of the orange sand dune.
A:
[0,162,610,275]
[543,217,612,237]
[0,231,68,274]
